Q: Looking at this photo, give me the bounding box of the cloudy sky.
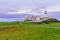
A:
[0,0,60,15]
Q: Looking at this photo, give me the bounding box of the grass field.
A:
[0,22,60,40]
[0,22,60,28]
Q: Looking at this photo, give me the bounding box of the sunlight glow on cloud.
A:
[8,6,46,15]
[8,5,60,15]
[8,8,33,14]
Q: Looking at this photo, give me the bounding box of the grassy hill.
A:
[0,27,60,40]
[0,21,60,40]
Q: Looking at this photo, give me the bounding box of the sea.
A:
[0,18,25,22]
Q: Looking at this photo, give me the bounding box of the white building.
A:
[25,10,50,22]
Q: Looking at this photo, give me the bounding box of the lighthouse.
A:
[44,10,49,19]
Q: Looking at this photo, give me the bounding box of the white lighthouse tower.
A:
[44,10,49,18]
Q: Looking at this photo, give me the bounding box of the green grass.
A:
[0,22,60,40]
[0,22,60,28]
[22,22,60,28]
[0,27,60,40]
